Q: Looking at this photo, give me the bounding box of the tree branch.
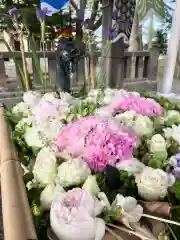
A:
[69,0,79,12]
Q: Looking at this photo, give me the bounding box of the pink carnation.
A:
[112,96,163,117]
[55,116,137,172]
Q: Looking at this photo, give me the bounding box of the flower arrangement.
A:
[5,88,180,240]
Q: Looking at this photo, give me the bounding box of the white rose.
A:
[111,194,143,229]
[32,98,69,124]
[117,158,145,176]
[132,115,153,136]
[82,175,100,196]
[149,134,166,153]
[41,92,59,101]
[164,125,180,144]
[24,120,63,148]
[115,111,153,136]
[166,110,180,120]
[33,147,57,186]
[24,126,45,148]
[12,102,30,117]
[40,183,65,210]
[135,167,175,201]
[115,111,136,128]
[15,116,32,131]
[23,91,41,108]
[55,158,91,187]
[38,120,63,143]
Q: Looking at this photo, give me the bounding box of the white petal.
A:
[98,192,111,211]
[168,174,175,186]
[111,194,125,210]
[94,218,105,240]
[123,197,137,212]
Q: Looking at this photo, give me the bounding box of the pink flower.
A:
[55,116,137,171]
[112,96,163,117]
[50,188,105,240]
[32,98,69,124]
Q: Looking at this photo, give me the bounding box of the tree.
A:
[154,29,168,55]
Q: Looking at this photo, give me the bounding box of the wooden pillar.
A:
[101,0,113,86]
[148,47,160,82]
[101,0,136,88]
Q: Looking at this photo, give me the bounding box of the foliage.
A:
[0,1,72,38]
[155,29,168,55]
[175,180,180,201]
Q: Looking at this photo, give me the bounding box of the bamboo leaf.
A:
[28,35,44,85]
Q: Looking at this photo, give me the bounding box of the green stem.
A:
[19,32,30,91]
[42,40,47,93]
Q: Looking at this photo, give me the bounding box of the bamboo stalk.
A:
[0,105,37,240]
[19,32,30,91]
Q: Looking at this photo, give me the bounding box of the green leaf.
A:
[175,180,180,201]
[148,159,162,168]
[28,35,44,85]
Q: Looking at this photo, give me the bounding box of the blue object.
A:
[40,0,68,16]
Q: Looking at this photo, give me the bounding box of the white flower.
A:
[23,91,41,108]
[132,115,153,136]
[168,155,178,166]
[40,183,65,210]
[117,158,145,176]
[37,119,63,144]
[50,188,105,240]
[55,158,91,187]
[85,89,103,103]
[41,92,59,101]
[149,134,166,153]
[166,110,180,122]
[115,111,136,128]
[24,120,63,148]
[24,126,45,148]
[135,167,175,201]
[103,89,140,105]
[115,111,153,136]
[111,194,143,229]
[95,106,114,117]
[164,125,180,144]
[15,116,32,131]
[97,192,111,211]
[33,147,57,186]
[32,97,69,124]
[82,175,100,196]
[12,102,30,117]
[59,92,81,106]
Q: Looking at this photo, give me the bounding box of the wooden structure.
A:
[0,105,37,240]
[0,48,159,93]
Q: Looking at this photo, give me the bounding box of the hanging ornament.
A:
[40,0,68,16]
[109,0,136,44]
[137,0,164,22]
